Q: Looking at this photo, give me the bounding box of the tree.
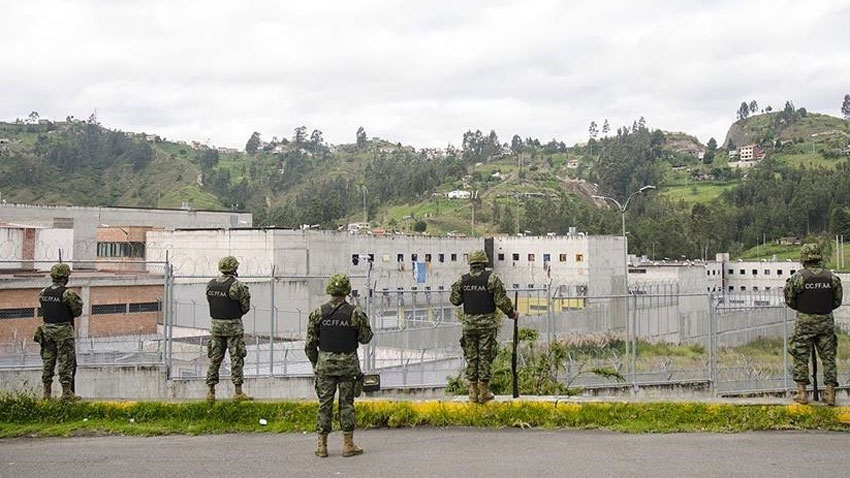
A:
[510,135,523,154]
[199,147,220,169]
[27,111,40,124]
[783,101,795,115]
[737,102,750,120]
[704,137,717,164]
[293,126,307,144]
[245,131,261,154]
[842,94,850,120]
[602,119,610,136]
[765,105,773,113]
[637,116,647,130]
[413,220,427,232]
[356,126,367,149]
[588,121,598,139]
[310,129,324,146]
[749,100,758,114]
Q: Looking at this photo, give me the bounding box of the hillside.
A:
[724,111,850,152]
[2,114,850,261]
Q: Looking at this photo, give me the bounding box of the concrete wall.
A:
[0,226,25,268]
[0,203,252,264]
[34,228,74,262]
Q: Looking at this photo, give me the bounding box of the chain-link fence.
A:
[3,262,850,395]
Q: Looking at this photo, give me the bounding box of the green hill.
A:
[3,114,850,262]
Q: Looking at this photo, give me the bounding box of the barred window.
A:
[96,242,146,258]
[0,308,35,319]
[128,302,160,313]
[91,303,127,315]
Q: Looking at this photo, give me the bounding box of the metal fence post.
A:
[711,293,719,395]
[782,305,789,394]
[270,266,275,377]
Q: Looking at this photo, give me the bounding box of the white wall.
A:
[34,228,74,262]
[0,227,24,268]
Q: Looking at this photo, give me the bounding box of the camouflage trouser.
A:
[206,319,247,386]
[35,323,76,385]
[315,375,356,434]
[790,315,838,386]
[461,327,498,382]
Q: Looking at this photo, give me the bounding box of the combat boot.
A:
[315,434,329,457]
[342,432,364,457]
[793,382,809,405]
[467,382,479,403]
[824,384,836,407]
[477,381,495,404]
[233,384,253,402]
[206,385,216,404]
[60,383,80,402]
[42,381,52,400]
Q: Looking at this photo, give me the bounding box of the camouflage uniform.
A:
[306,273,373,457]
[784,245,842,388]
[34,263,83,400]
[205,257,251,389]
[450,251,516,389]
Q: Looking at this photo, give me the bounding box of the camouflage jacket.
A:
[784,264,843,319]
[450,266,516,331]
[305,298,373,377]
[38,282,84,318]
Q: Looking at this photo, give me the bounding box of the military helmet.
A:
[326,273,352,296]
[218,256,240,273]
[468,250,489,265]
[50,263,71,281]
[800,243,822,263]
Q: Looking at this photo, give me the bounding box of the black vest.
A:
[317,302,358,353]
[461,271,496,315]
[795,269,835,315]
[207,277,243,319]
[41,286,73,324]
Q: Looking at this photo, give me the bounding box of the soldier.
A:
[205,256,252,403]
[450,250,518,404]
[785,243,843,406]
[35,263,83,400]
[305,273,374,458]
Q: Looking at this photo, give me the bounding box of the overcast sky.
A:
[2,0,849,149]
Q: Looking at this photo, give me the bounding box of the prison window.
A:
[777,270,783,275]
[728,269,733,274]
[411,254,418,262]
[438,253,445,263]
[790,269,796,275]
[425,254,432,262]
[91,303,127,315]
[739,269,745,275]
[450,253,457,261]
[764,269,770,275]
[129,302,161,313]
[498,253,505,261]
[543,253,551,262]
[0,308,35,319]
[752,269,758,275]
[560,254,567,262]
[528,254,535,262]
[512,253,520,261]
[397,254,404,262]
[463,253,469,262]
[575,254,584,262]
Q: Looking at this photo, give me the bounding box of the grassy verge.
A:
[2,395,850,437]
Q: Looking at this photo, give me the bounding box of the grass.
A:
[1,394,849,437]
[773,152,837,169]
[661,182,737,205]
[735,242,801,261]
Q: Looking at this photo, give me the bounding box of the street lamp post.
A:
[593,185,655,390]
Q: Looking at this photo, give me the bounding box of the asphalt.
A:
[1,428,848,478]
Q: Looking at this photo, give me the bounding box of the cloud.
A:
[1,0,848,148]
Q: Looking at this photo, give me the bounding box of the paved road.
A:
[1,429,847,477]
